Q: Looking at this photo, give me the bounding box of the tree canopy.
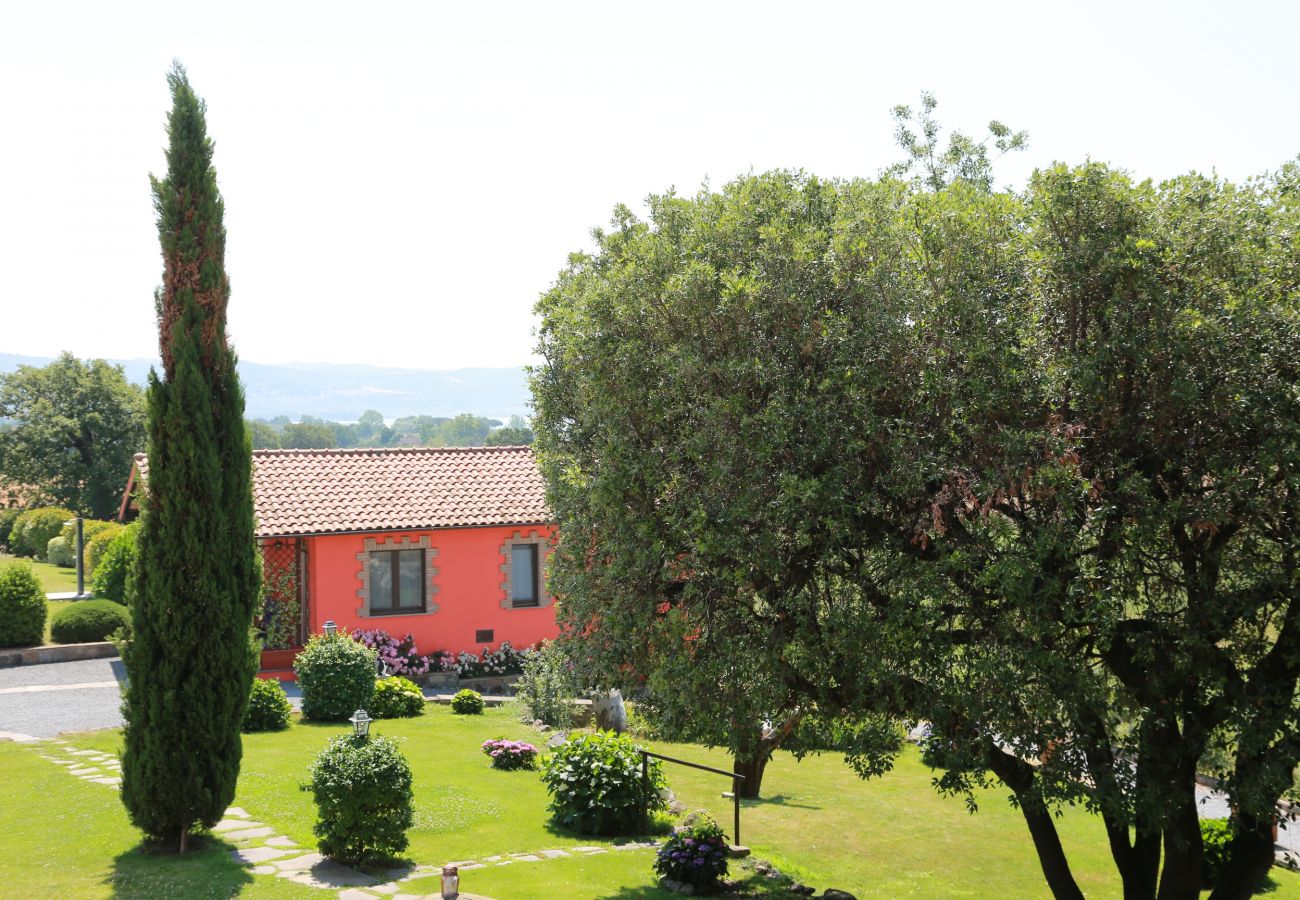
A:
[532,153,1300,899]
[0,353,145,518]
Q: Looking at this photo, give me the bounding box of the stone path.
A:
[29,738,660,899]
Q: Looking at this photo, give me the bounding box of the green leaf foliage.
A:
[120,63,261,851]
[371,677,425,719]
[90,522,138,605]
[0,354,145,519]
[84,522,125,575]
[514,639,578,728]
[10,507,75,559]
[540,731,666,835]
[242,678,292,733]
[0,508,20,550]
[450,688,484,715]
[0,562,45,648]
[306,733,414,865]
[294,632,377,722]
[49,600,130,644]
[532,150,1300,897]
[653,813,729,888]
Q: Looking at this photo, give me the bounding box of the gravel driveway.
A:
[0,657,127,738]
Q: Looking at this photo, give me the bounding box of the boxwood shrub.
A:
[49,599,130,644]
[0,562,46,648]
[243,677,293,732]
[306,733,414,865]
[371,676,425,719]
[295,631,377,722]
[541,730,667,835]
[450,688,484,715]
[46,535,76,568]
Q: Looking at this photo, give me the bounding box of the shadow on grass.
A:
[107,835,252,899]
[744,793,819,810]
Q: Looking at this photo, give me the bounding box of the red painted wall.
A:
[304,525,558,657]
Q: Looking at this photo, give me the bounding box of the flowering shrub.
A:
[541,731,667,835]
[481,738,539,770]
[352,629,436,677]
[654,814,729,889]
[452,641,536,678]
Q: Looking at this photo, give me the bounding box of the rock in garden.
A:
[820,890,858,900]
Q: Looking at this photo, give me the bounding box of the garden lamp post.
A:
[441,864,459,898]
[323,619,337,637]
[349,708,371,739]
[63,517,85,598]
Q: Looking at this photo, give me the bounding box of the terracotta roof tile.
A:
[135,446,551,538]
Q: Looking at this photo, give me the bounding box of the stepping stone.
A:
[510,853,542,862]
[223,826,275,841]
[287,859,377,888]
[250,865,277,875]
[42,757,76,765]
[274,853,326,872]
[68,749,100,756]
[492,859,514,866]
[539,849,571,858]
[371,885,400,895]
[89,777,121,786]
[70,767,99,775]
[338,890,378,900]
[572,846,605,853]
[213,819,264,833]
[265,836,298,847]
[481,855,502,863]
[224,806,251,818]
[458,863,485,871]
[232,846,295,865]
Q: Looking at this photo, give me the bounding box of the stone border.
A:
[355,535,439,618]
[0,641,119,668]
[498,529,552,610]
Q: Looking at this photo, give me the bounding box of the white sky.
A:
[1,0,1297,370]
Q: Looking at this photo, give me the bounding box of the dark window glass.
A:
[369,549,424,613]
[511,543,539,607]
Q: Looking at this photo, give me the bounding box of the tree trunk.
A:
[987,746,1085,900]
[731,712,804,800]
[1207,812,1274,900]
[733,751,770,799]
[1155,788,1203,900]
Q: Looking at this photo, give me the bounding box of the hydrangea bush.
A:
[481,738,538,770]
[541,731,667,835]
[654,814,729,890]
[371,676,425,719]
[353,629,437,677]
[451,641,535,678]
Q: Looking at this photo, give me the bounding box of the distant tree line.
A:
[248,411,534,450]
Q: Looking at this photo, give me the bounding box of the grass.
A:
[5,704,1300,898]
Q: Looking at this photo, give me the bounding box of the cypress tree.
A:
[121,63,260,852]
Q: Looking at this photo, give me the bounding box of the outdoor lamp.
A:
[349,708,371,738]
[441,864,459,898]
[323,619,337,637]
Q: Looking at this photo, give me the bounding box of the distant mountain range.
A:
[0,353,532,422]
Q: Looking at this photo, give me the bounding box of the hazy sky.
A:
[2,0,1297,370]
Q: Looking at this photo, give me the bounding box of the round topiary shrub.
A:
[0,562,46,648]
[371,676,425,719]
[49,599,129,644]
[243,677,293,732]
[46,535,76,568]
[306,733,414,865]
[654,812,730,891]
[295,631,377,722]
[84,522,124,574]
[541,730,667,835]
[450,688,484,715]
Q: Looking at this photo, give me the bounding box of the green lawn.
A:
[0,552,81,593]
[5,705,1299,898]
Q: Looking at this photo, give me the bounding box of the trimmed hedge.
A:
[243,678,293,732]
[0,562,46,648]
[85,523,125,575]
[49,599,129,644]
[371,676,425,719]
[307,733,414,865]
[295,631,377,722]
[11,507,75,559]
[91,523,139,605]
[450,688,484,715]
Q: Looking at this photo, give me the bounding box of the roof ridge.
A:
[249,445,533,456]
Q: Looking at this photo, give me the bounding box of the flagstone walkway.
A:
[31,738,660,899]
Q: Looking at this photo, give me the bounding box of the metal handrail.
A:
[639,749,746,846]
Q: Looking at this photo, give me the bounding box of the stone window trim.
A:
[356,535,440,618]
[499,529,552,610]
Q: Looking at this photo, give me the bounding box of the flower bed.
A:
[481,738,539,770]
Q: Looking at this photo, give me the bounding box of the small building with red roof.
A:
[122,446,556,675]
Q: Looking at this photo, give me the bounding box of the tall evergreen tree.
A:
[121,63,260,852]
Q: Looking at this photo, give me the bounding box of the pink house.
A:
[123,446,557,675]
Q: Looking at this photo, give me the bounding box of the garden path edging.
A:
[0,641,118,668]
